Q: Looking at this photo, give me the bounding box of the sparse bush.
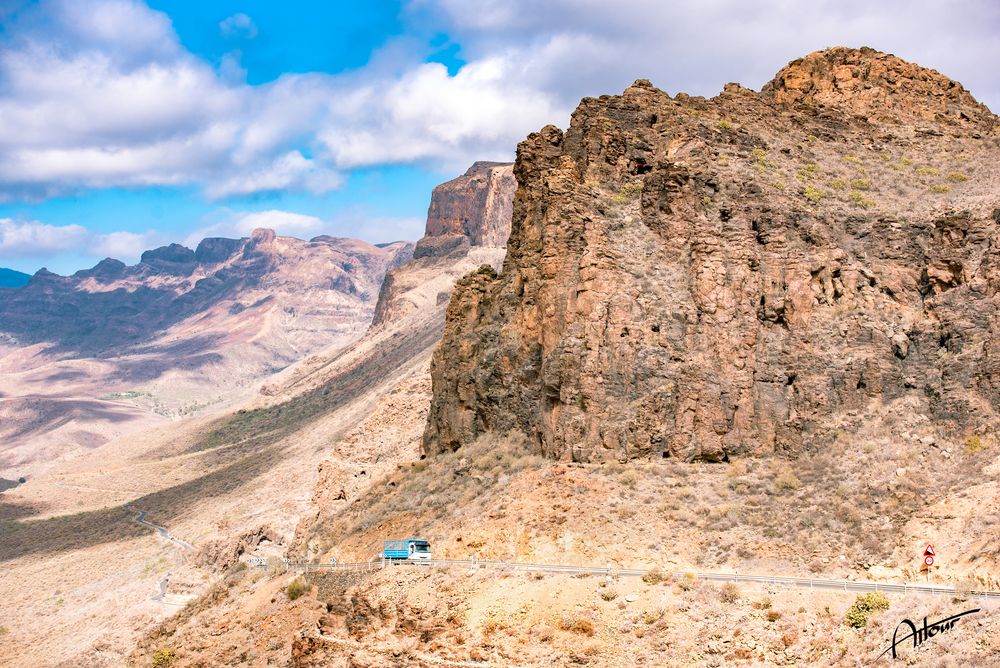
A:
[773,466,802,492]
[752,597,772,610]
[619,468,639,489]
[612,182,644,204]
[601,589,619,601]
[917,166,940,176]
[849,178,871,190]
[804,185,825,203]
[286,578,307,601]
[766,610,782,622]
[559,615,595,636]
[719,582,740,603]
[152,649,177,668]
[642,567,666,585]
[965,434,985,453]
[947,172,969,182]
[718,119,733,130]
[844,155,862,166]
[849,191,876,208]
[845,592,890,628]
[772,179,786,190]
[929,184,951,193]
[829,178,847,190]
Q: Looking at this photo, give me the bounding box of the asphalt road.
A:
[286,558,1000,600]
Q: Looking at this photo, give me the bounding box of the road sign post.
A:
[923,544,936,583]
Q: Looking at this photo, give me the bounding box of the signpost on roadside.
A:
[923,544,935,583]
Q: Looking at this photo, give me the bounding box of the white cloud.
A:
[0,0,996,208]
[219,12,257,40]
[91,230,153,258]
[0,218,90,256]
[204,151,344,199]
[0,218,157,261]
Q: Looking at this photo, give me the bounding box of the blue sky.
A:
[0,0,997,275]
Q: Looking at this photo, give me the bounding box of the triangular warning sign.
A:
[924,544,935,556]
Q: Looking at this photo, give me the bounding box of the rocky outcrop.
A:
[413,161,515,259]
[424,47,1000,462]
[762,46,996,131]
[371,162,515,329]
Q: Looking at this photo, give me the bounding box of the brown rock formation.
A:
[372,162,514,328]
[414,161,515,258]
[424,47,1000,462]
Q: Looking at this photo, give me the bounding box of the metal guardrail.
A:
[282,558,1000,600]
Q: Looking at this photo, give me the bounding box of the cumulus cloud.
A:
[0,218,156,261]
[90,230,154,258]
[219,12,257,39]
[421,0,1000,112]
[0,218,90,256]
[0,0,996,207]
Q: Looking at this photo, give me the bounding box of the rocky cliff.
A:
[425,47,1000,462]
[371,162,514,328]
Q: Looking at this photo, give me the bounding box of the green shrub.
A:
[718,119,733,130]
[612,181,644,204]
[804,185,825,203]
[152,649,176,668]
[917,166,940,176]
[849,191,876,209]
[286,578,307,601]
[829,178,847,190]
[929,184,951,194]
[845,592,890,628]
[844,155,862,166]
[947,172,969,182]
[965,434,985,452]
[849,178,871,190]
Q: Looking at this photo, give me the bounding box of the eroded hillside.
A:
[0,230,411,479]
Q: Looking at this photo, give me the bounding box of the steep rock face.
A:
[425,47,1000,462]
[415,161,515,257]
[372,162,515,328]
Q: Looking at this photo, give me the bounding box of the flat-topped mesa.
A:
[761,46,996,131]
[415,161,516,258]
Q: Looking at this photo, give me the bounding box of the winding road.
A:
[125,504,193,553]
[124,504,193,605]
